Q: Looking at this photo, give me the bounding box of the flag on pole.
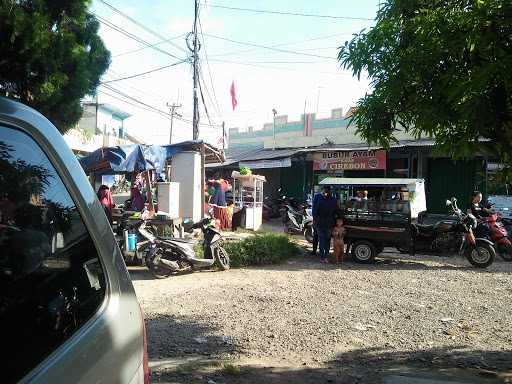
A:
[230,81,237,110]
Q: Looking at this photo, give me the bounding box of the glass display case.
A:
[231,171,266,230]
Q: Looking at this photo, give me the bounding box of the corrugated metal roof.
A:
[208,139,436,168]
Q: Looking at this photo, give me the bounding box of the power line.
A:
[198,16,222,120]
[93,13,185,61]
[203,33,337,60]
[99,89,172,119]
[105,69,168,101]
[209,58,352,76]
[113,33,186,57]
[101,84,173,118]
[209,32,352,58]
[101,59,189,84]
[201,3,374,21]
[98,0,188,54]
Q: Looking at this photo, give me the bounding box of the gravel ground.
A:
[132,249,512,383]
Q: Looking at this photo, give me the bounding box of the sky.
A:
[90,0,380,146]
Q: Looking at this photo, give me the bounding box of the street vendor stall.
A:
[231,171,266,231]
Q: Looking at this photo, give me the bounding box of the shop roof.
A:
[207,139,437,169]
[319,177,424,186]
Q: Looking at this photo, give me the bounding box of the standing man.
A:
[310,189,323,255]
[312,185,339,263]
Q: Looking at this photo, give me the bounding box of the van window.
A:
[0,126,106,383]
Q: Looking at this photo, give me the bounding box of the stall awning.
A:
[79,141,225,175]
[319,177,424,187]
[239,157,291,169]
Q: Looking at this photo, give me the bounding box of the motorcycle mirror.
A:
[446,200,452,206]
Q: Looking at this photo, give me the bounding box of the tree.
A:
[0,0,110,133]
[339,1,512,167]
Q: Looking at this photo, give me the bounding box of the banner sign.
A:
[239,157,292,169]
[313,150,386,171]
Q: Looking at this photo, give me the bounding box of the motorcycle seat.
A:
[414,224,434,233]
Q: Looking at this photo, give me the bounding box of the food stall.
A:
[231,171,266,231]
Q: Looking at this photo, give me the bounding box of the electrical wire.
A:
[208,58,352,76]
[93,13,186,61]
[198,15,222,120]
[99,89,172,120]
[99,0,188,54]
[113,33,187,57]
[100,84,173,118]
[101,59,189,84]
[104,69,168,101]
[209,32,352,58]
[201,3,373,20]
[198,77,213,127]
[203,33,337,60]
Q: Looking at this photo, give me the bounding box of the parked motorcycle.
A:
[283,203,314,243]
[407,197,495,268]
[475,214,512,261]
[140,218,230,279]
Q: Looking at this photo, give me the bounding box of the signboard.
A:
[239,157,292,169]
[313,150,386,171]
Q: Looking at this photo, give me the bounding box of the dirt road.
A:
[132,252,512,383]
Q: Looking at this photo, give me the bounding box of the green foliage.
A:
[0,0,110,133]
[224,232,299,267]
[239,166,252,176]
[339,0,512,166]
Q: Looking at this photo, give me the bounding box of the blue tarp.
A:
[79,144,158,174]
[79,141,209,175]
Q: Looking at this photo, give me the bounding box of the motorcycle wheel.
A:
[465,243,496,268]
[214,246,230,270]
[148,261,173,279]
[304,224,314,244]
[147,249,174,278]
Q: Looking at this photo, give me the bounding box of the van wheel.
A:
[352,241,376,263]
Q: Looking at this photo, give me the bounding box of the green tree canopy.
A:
[0,0,110,133]
[339,0,512,165]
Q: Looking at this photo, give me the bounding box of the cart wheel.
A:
[352,241,376,263]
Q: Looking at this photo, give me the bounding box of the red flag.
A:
[230,80,237,110]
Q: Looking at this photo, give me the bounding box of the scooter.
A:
[475,214,512,261]
[407,197,496,268]
[141,218,230,279]
[283,203,314,243]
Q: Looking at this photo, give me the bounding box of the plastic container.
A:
[127,234,137,252]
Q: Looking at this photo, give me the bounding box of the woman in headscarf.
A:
[129,186,145,212]
[209,178,232,230]
[97,185,114,224]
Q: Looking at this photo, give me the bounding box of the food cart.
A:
[231,171,266,231]
[319,177,427,262]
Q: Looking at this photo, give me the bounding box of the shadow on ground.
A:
[150,344,512,384]
[246,252,512,274]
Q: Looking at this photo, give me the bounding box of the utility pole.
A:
[272,108,277,150]
[222,121,226,151]
[167,102,182,144]
[192,0,200,140]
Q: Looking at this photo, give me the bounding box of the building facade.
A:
[228,107,416,150]
[64,103,141,154]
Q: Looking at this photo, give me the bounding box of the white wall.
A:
[171,152,202,222]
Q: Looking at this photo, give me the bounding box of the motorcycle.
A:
[139,218,230,279]
[283,203,314,243]
[407,197,495,268]
[475,214,512,261]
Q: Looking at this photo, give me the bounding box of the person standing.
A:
[312,185,339,263]
[310,190,323,255]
